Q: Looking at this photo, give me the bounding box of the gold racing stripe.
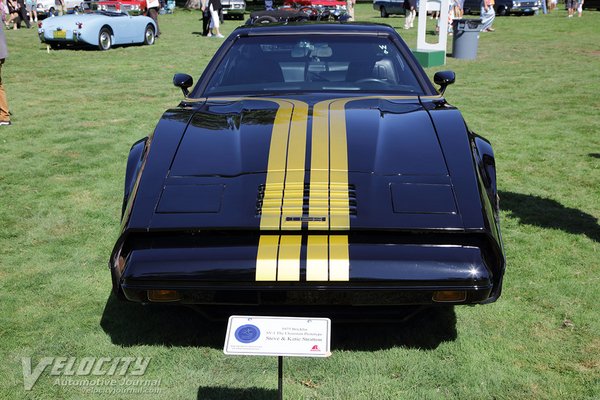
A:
[308,100,333,230]
[306,235,329,281]
[276,235,302,281]
[249,98,307,280]
[280,101,309,230]
[260,100,295,230]
[256,235,279,281]
[328,99,351,230]
[328,235,350,281]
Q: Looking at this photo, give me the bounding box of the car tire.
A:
[98,27,112,50]
[497,6,508,15]
[380,6,389,17]
[254,15,278,24]
[144,24,155,45]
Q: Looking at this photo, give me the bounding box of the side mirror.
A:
[433,70,455,95]
[173,73,193,97]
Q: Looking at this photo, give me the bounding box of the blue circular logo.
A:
[235,324,261,343]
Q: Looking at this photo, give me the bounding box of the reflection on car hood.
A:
[171,96,446,177]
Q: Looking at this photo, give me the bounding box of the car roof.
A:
[233,22,399,37]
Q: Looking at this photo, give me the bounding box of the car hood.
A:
[170,96,447,177]
[137,96,479,231]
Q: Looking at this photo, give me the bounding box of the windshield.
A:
[202,35,425,96]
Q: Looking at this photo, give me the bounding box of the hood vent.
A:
[256,184,357,218]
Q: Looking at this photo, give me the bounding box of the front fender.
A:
[122,137,148,217]
[473,133,499,213]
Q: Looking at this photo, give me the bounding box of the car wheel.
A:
[380,6,389,17]
[254,15,278,24]
[144,25,155,45]
[497,6,508,15]
[98,27,112,50]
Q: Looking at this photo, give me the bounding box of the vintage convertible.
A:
[38,8,157,50]
[109,23,505,314]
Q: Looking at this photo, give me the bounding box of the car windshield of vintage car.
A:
[202,35,425,96]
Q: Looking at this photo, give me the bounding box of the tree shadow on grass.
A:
[500,191,600,243]
[589,153,600,159]
[196,386,276,400]
[100,295,456,350]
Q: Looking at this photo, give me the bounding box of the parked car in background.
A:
[582,0,600,9]
[372,0,405,17]
[97,0,147,13]
[463,0,540,15]
[36,0,83,17]
[221,0,246,19]
[38,8,157,50]
[284,0,346,13]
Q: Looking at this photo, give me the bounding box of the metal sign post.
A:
[278,356,283,400]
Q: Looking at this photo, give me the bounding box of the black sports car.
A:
[109,23,505,312]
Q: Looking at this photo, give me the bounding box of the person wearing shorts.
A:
[566,0,576,16]
[26,0,37,22]
[403,0,417,29]
[577,0,584,16]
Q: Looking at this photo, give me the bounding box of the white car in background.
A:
[36,0,83,17]
[221,0,245,19]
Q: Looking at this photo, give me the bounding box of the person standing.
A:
[16,0,30,28]
[25,0,36,22]
[346,0,355,20]
[146,0,161,36]
[566,0,575,16]
[55,0,65,15]
[5,0,20,29]
[481,0,495,32]
[206,0,223,38]
[577,0,584,16]
[201,0,210,36]
[0,25,10,126]
[403,0,416,29]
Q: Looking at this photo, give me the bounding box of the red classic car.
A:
[284,0,346,10]
[97,0,147,12]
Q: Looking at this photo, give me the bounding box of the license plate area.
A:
[53,30,67,39]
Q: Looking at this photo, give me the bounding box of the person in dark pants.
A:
[201,0,211,36]
[146,0,161,36]
[16,0,31,29]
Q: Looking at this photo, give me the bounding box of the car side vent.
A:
[256,184,357,217]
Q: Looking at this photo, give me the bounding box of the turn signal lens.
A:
[432,290,467,303]
[147,289,182,302]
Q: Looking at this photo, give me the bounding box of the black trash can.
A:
[452,19,483,60]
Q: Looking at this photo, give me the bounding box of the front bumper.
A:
[112,232,502,307]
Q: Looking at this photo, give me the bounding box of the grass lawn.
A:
[1,5,599,399]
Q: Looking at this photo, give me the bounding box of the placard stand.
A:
[278,356,283,400]
[223,316,332,400]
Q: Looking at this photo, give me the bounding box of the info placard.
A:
[224,316,331,357]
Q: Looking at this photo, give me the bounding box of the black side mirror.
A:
[173,73,193,97]
[433,70,456,95]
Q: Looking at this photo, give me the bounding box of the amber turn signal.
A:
[432,290,467,303]
[147,289,182,302]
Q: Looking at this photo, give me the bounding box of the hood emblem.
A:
[285,216,326,222]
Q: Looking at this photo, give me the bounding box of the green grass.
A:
[1,6,599,399]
